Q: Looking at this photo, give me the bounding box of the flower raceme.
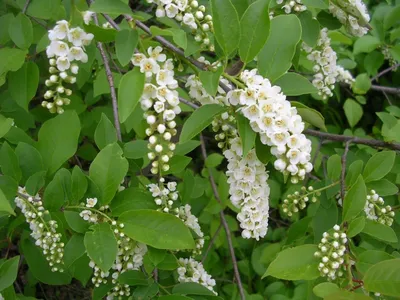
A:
[43,20,93,114]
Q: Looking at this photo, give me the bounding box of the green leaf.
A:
[352,73,371,95]
[357,250,394,275]
[0,256,20,291]
[239,0,271,63]
[157,253,179,270]
[325,290,373,300]
[366,179,399,196]
[344,99,363,128]
[89,0,132,15]
[116,29,138,66]
[263,244,319,280]
[43,168,71,211]
[363,259,400,297]
[179,104,226,143]
[119,209,195,250]
[8,62,39,111]
[258,15,302,82]
[149,26,187,49]
[118,68,145,123]
[353,36,381,55]
[298,11,320,47]
[0,142,22,182]
[211,0,241,56]
[274,73,317,96]
[237,113,256,157]
[15,142,44,182]
[172,282,216,296]
[205,153,224,168]
[94,113,117,150]
[346,160,363,187]
[0,190,15,216]
[64,234,86,269]
[255,135,273,164]
[110,187,157,216]
[342,175,366,222]
[384,5,400,30]
[71,166,88,202]
[302,0,328,8]
[84,24,116,43]
[37,111,81,175]
[25,0,63,20]
[166,155,192,174]
[317,11,342,30]
[347,216,365,238]
[89,143,129,205]
[118,270,149,286]
[84,222,118,272]
[8,13,33,49]
[363,151,396,183]
[148,247,167,266]
[313,282,339,298]
[364,51,384,77]
[0,48,27,76]
[0,115,13,139]
[291,101,327,131]
[362,220,398,244]
[198,67,223,96]
[123,140,148,159]
[64,211,90,233]
[25,171,46,196]
[327,154,342,181]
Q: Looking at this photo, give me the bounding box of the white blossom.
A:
[364,190,394,226]
[177,258,217,294]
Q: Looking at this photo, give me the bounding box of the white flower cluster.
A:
[148,179,179,212]
[282,186,319,217]
[314,225,348,281]
[329,0,370,37]
[185,74,231,106]
[15,187,64,272]
[364,190,395,226]
[148,0,214,50]
[177,257,217,294]
[43,20,93,113]
[132,47,180,175]
[224,138,270,240]
[303,28,354,99]
[227,69,313,182]
[276,0,306,13]
[79,197,100,223]
[177,204,204,254]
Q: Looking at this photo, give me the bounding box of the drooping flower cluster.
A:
[224,138,270,240]
[148,0,214,50]
[43,20,93,113]
[15,187,64,272]
[78,198,148,298]
[276,0,306,14]
[177,204,204,254]
[329,0,370,37]
[132,47,180,175]
[227,69,313,182]
[148,179,179,213]
[302,28,354,99]
[177,257,217,294]
[282,186,319,217]
[364,190,395,226]
[314,225,348,280]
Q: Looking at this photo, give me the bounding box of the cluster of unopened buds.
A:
[79,197,100,223]
[314,225,348,280]
[148,179,179,212]
[212,112,238,150]
[177,257,217,294]
[224,137,271,240]
[226,69,313,182]
[364,190,395,226]
[15,187,64,272]
[329,0,370,37]
[132,47,180,175]
[43,20,93,113]
[303,28,354,99]
[276,0,306,13]
[148,0,214,50]
[282,186,319,217]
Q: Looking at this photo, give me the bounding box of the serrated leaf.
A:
[343,175,366,222]
[275,73,317,96]
[237,113,256,157]
[94,113,117,149]
[291,101,327,131]
[116,29,138,66]
[89,0,132,15]
[363,151,396,183]
[363,259,400,297]
[198,67,223,96]
[9,13,33,49]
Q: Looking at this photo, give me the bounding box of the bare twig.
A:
[304,129,400,151]
[201,223,222,264]
[179,97,199,109]
[200,135,246,300]
[371,63,400,82]
[370,84,400,94]
[22,0,31,14]
[91,13,122,141]
[340,140,352,201]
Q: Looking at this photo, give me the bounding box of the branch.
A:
[91,13,122,141]
[200,135,246,300]
[201,223,222,264]
[371,63,400,82]
[22,0,31,14]
[340,140,352,201]
[370,84,400,94]
[304,129,400,151]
